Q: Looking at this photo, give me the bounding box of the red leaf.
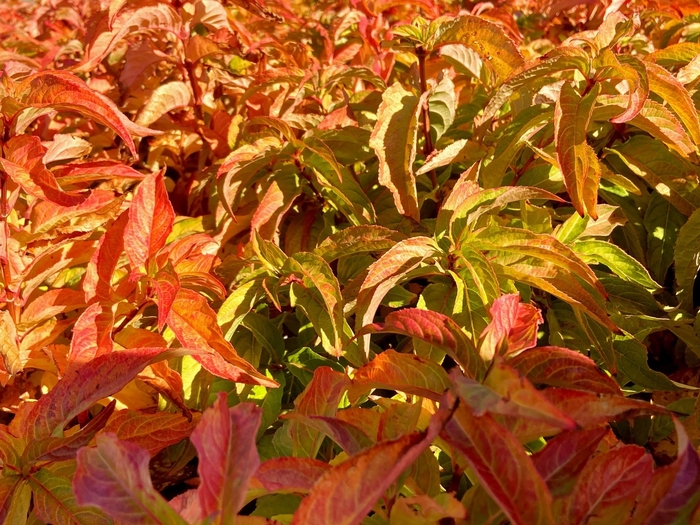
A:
[103,409,199,456]
[565,445,653,525]
[349,350,452,403]
[20,288,85,327]
[52,160,146,185]
[290,367,351,457]
[124,170,175,277]
[291,400,453,525]
[357,308,484,379]
[283,413,373,456]
[84,210,129,303]
[252,457,331,494]
[440,403,555,525]
[191,394,262,522]
[73,433,187,525]
[479,293,543,361]
[25,347,191,440]
[66,303,114,374]
[0,135,87,206]
[631,419,700,524]
[507,346,622,395]
[152,264,180,331]
[531,427,609,496]
[166,288,277,388]
[18,70,156,158]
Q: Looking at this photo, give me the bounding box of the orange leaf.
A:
[479,293,543,361]
[66,303,114,374]
[103,409,199,456]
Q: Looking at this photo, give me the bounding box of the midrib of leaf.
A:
[28,473,83,525]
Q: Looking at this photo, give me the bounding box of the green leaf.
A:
[314,225,406,262]
[574,239,660,291]
[613,336,679,391]
[674,207,700,310]
[369,82,421,221]
[218,280,263,340]
[428,74,456,142]
[644,192,687,284]
[243,312,286,363]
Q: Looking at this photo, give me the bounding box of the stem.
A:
[416,45,437,190]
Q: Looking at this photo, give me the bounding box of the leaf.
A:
[0,135,87,207]
[83,210,129,303]
[645,61,700,146]
[18,70,156,158]
[614,336,680,391]
[167,287,276,388]
[564,445,652,525]
[356,308,484,379]
[478,293,542,361]
[284,252,346,358]
[22,401,116,464]
[674,208,700,310]
[355,237,437,356]
[252,458,331,495]
[135,81,192,126]
[31,462,111,525]
[574,239,660,291]
[251,173,301,241]
[282,414,373,456]
[369,82,421,221]
[531,427,609,496]
[440,402,555,525]
[66,303,114,374]
[73,433,188,525]
[217,280,263,340]
[348,350,452,403]
[644,192,686,284]
[290,367,350,458]
[554,82,602,218]
[152,265,180,332]
[4,480,30,525]
[103,409,199,456]
[0,310,22,376]
[25,347,190,440]
[428,74,456,142]
[291,401,453,525]
[507,346,621,395]
[124,170,175,277]
[434,15,524,81]
[452,363,575,431]
[314,225,406,262]
[191,394,262,524]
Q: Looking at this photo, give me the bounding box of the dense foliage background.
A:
[2,0,700,523]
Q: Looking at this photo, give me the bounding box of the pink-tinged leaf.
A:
[291,400,454,525]
[565,444,652,525]
[630,419,700,525]
[441,403,555,525]
[191,394,262,524]
[290,367,351,457]
[26,347,191,440]
[66,303,114,374]
[103,409,199,456]
[283,413,373,456]
[21,401,116,464]
[479,293,543,361]
[84,210,129,304]
[348,350,452,403]
[73,433,188,525]
[507,346,621,395]
[541,388,666,428]
[357,308,484,380]
[167,288,277,387]
[369,82,421,222]
[169,489,202,524]
[20,289,85,327]
[19,238,97,303]
[124,170,175,277]
[152,265,180,331]
[452,363,575,432]
[0,135,87,206]
[0,310,22,376]
[554,82,602,218]
[18,71,156,158]
[252,458,331,494]
[532,427,609,496]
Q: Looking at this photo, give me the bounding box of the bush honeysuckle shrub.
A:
[2,0,700,523]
